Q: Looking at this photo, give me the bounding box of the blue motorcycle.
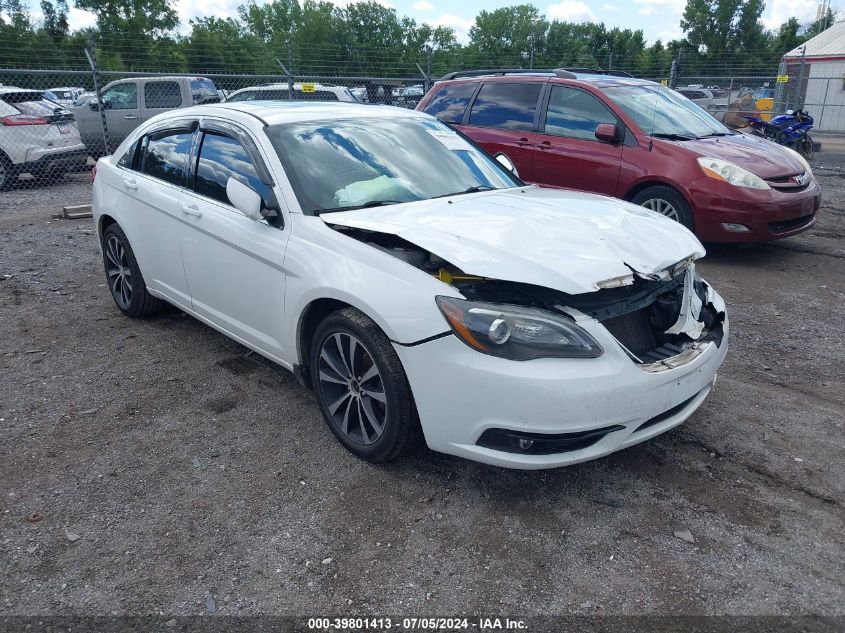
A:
[743,109,814,160]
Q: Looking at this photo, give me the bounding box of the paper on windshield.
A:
[426,130,472,151]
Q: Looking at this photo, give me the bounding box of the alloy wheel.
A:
[640,197,680,221]
[105,235,133,309]
[317,332,387,445]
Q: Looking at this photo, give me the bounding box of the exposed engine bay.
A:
[336,227,726,370]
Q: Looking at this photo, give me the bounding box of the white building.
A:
[784,21,845,131]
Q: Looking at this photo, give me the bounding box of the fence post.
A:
[728,77,734,103]
[669,57,678,89]
[796,46,806,109]
[287,38,295,100]
[819,77,831,130]
[277,57,294,101]
[426,46,432,93]
[84,37,110,157]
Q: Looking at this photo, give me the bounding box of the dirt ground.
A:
[0,150,843,620]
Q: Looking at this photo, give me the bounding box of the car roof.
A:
[0,86,44,95]
[435,71,659,89]
[229,83,347,93]
[163,101,427,126]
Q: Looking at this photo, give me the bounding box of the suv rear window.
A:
[422,83,477,123]
[191,78,219,105]
[468,83,542,131]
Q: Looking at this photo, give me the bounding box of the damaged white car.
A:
[92,102,728,469]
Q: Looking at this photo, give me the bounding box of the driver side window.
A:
[193,132,271,209]
[102,83,138,110]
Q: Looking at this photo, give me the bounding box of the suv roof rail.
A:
[560,68,635,78]
[440,68,577,80]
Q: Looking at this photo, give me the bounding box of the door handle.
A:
[181,203,202,218]
[122,178,138,190]
[538,140,552,150]
[123,114,139,120]
[516,137,533,147]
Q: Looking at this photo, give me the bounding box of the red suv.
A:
[416,70,820,243]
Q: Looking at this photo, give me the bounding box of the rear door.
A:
[459,81,544,181]
[531,84,623,195]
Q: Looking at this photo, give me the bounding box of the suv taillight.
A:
[91,164,97,183]
[0,114,49,126]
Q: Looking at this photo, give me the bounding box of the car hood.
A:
[673,133,805,179]
[323,186,705,295]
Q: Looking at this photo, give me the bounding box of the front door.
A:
[178,128,290,360]
[101,81,141,151]
[532,84,623,195]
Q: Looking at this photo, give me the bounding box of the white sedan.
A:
[92,102,728,469]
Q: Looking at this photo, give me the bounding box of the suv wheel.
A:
[310,307,423,463]
[0,155,16,191]
[102,224,163,317]
[631,185,695,231]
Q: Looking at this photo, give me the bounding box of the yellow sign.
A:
[776,75,789,83]
[660,79,668,85]
[301,83,316,93]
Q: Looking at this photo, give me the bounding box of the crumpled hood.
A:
[324,186,705,295]
[671,133,805,179]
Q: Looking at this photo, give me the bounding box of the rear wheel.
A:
[310,307,422,463]
[630,185,695,231]
[0,155,16,191]
[102,223,163,317]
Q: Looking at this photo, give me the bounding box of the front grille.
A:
[768,213,814,233]
[601,307,656,357]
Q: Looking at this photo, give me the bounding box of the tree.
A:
[469,4,547,66]
[40,0,69,42]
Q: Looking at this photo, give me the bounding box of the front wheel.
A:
[800,134,815,161]
[310,307,422,463]
[630,185,695,231]
[102,223,163,317]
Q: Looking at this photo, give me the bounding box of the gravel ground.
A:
[0,163,842,619]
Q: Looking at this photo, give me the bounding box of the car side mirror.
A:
[227,177,264,222]
[595,123,619,143]
[493,152,519,178]
[786,109,794,115]
[89,100,99,111]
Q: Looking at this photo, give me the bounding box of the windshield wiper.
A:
[651,133,695,141]
[317,200,405,214]
[696,132,733,138]
[432,185,496,199]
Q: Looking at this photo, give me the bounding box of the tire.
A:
[631,185,695,231]
[0,154,17,191]
[801,134,815,161]
[102,223,163,317]
[310,307,423,463]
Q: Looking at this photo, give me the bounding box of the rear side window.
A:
[191,78,219,104]
[118,139,140,169]
[141,130,193,187]
[468,83,542,131]
[423,83,477,123]
[145,81,181,109]
[544,86,617,141]
[194,132,271,207]
[256,89,289,100]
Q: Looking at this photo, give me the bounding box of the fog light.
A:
[721,222,751,232]
[518,438,534,450]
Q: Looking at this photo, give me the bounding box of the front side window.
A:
[145,81,181,109]
[141,129,193,187]
[227,90,258,102]
[422,83,477,124]
[194,132,270,206]
[604,85,732,139]
[266,116,520,214]
[102,83,137,110]
[544,86,617,141]
[468,83,542,131]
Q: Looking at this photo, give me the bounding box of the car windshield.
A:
[266,116,520,214]
[604,85,733,139]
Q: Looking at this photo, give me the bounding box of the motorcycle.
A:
[743,109,815,160]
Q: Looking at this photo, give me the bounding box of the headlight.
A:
[697,157,770,190]
[436,296,603,360]
[781,145,813,178]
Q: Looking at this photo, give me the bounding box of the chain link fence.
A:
[1,42,837,192]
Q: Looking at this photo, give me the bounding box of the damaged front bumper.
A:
[394,284,728,469]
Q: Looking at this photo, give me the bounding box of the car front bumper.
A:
[686,176,821,243]
[394,294,729,469]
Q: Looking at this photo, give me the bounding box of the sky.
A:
[20,0,837,45]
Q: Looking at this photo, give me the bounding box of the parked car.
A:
[0,86,87,190]
[225,83,357,103]
[397,84,425,109]
[675,86,716,108]
[417,70,820,243]
[73,91,95,107]
[74,76,219,157]
[92,101,728,469]
[350,86,369,103]
[44,87,85,107]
